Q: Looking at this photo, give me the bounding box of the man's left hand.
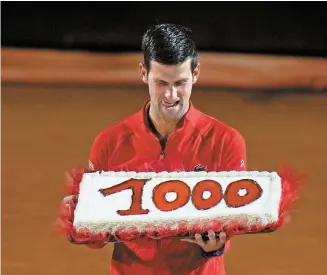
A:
[180,230,231,252]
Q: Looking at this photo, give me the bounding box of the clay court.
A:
[2,48,327,275]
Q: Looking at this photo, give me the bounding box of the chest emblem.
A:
[193,164,207,172]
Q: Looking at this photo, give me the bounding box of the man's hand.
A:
[60,195,106,249]
[180,230,231,253]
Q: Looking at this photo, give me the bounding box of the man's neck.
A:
[148,111,177,137]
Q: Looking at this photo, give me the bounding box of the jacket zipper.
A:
[159,143,165,159]
[158,131,178,159]
[158,135,168,159]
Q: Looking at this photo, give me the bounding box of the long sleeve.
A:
[220,129,247,172]
[88,131,109,172]
[216,129,247,255]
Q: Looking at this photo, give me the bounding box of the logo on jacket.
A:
[88,160,95,171]
[193,164,207,172]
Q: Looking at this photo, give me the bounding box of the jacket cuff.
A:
[200,244,225,258]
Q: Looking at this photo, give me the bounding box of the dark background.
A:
[2,1,327,56]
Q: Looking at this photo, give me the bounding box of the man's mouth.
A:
[162,101,180,108]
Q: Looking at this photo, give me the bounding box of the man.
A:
[70,23,246,275]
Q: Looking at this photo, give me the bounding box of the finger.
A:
[195,233,206,247]
[208,230,217,246]
[218,232,227,245]
[180,238,197,243]
[62,195,75,204]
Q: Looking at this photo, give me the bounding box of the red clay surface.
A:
[2,52,327,275]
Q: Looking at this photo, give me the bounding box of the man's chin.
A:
[161,112,183,123]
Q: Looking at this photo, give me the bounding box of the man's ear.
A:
[139,63,148,84]
[192,63,200,84]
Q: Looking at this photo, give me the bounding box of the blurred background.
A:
[1,2,327,275]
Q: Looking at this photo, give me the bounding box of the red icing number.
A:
[99,178,263,216]
[99,179,150,216]
[153,180,191,211]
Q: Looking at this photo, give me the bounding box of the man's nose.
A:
[165,86,178,100]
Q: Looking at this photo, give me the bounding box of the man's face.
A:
[140,59,200,123]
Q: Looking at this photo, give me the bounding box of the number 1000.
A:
[98,178,263,216]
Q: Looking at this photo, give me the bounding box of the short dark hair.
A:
[141,23,198,73]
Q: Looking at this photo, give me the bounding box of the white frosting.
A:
[73,171,282,234]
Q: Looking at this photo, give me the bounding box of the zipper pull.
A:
[160,151,165,159]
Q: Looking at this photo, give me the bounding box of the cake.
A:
[57,169,301,243]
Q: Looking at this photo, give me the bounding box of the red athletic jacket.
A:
[88,100,246,275]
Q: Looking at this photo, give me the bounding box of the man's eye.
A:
[175,81,186,86]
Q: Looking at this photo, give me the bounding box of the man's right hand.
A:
[60,195,107,249]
